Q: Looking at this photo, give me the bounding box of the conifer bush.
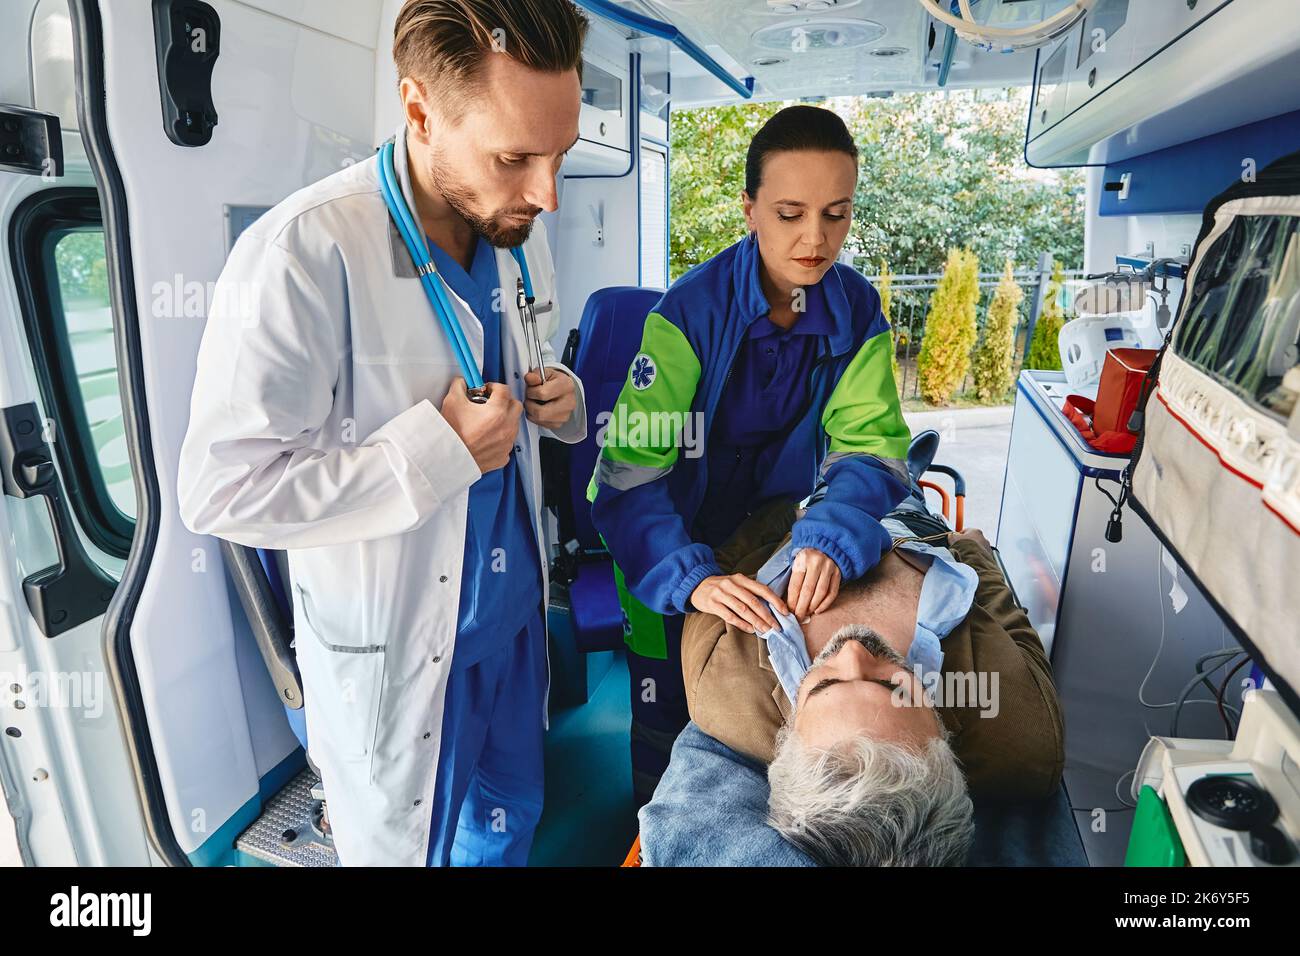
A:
[916,247,980,405]
[878,260,900,387]
[971,260,1024,401]
[1027,260,1067,371]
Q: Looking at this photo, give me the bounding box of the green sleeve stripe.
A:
[822,330,912,460]
[595,311,701,472]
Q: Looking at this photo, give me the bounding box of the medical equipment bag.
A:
[1062,347,1157,453]
[1126,149,1300,714]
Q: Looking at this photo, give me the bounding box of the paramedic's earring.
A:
[749,230,757,244]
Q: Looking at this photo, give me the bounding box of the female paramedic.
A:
[589,105,912,804]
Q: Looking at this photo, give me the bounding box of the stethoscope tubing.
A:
[378,142,485,391]
[380,140,550,398]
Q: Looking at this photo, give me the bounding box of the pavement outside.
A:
[903,405,1014,536]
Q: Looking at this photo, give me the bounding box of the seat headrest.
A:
[567,286,665,548]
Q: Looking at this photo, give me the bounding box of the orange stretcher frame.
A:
[622,835,642,867]
[918,463,966,531]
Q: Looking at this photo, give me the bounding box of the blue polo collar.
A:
[731,234,857,357]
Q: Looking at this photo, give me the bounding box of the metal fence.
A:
[851,253,1086,402]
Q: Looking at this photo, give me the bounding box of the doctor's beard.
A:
[428,154,542,249]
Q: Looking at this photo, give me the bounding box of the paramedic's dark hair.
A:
[393,0,588,121]
[745,105,860,197]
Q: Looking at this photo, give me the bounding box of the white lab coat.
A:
[177,126,586,866]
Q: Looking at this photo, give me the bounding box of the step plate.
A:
[235,768,338,867]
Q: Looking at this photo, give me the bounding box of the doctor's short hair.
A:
[767,724,975,867]
[393,0,589,119]
[745,105,859,198]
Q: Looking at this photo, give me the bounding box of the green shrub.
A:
[971,260,1024,401]
[1026,260,1067,371]
[877,260,900,386]
[916,247,980,405]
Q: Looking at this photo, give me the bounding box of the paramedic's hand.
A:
[690,574,788,635]
[440,378,522,473]
[788,548,842,622]
[949,528,992,553]
[523,367,577,430]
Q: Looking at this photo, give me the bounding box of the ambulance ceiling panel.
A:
[599,0,1058,106]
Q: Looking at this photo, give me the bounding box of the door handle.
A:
[1,403,117,637]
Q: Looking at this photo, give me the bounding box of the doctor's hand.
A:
[690,574,788,635]
[787,548,842,622]
[523,367,577,430]
[440,377,522,474]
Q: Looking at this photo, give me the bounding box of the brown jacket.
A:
[681,501,1065,800]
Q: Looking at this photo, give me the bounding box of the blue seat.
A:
[562,286,664,653]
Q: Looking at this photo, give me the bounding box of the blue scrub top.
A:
[428,235,543,671]
[693,281,834,548]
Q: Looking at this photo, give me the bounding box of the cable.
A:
[1218,656,1251,738]
[1068,769,1138,813]
[1093,476,1120,509]
[915,0,1096,51]
[1114,768,1137,809]
[1136,548,1243,715]
[1070,805,1135,814]
[1136,541,1172,709]
[1170,651,1243,737]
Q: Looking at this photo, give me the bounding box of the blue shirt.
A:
[693,282,835,548]
[428,235,543,671]
[753,521,979,706]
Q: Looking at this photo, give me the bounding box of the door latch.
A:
[1,403,116,637]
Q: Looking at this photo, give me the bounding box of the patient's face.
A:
[793,626,942,754]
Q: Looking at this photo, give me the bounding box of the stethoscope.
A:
[377,139,547,403]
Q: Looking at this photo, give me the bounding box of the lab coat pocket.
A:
[295,584,386,773]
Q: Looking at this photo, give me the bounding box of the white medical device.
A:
[1133,690,1300,866]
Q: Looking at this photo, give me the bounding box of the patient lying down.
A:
[679,500,1065,867]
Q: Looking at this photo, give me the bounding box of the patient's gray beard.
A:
[811,624,907,670]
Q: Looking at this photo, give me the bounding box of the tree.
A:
[877,259,900,385]
[669,89,1085,281]
[971,260,1024,401]
[917,247,980,405]
[53,230,109,305]
[669,101,781,277]
[1027,260,1067,371]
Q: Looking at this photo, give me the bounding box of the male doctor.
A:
[177,0,590,866]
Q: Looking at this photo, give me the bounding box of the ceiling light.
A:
[766,0,864,13]
[752,17,886,52]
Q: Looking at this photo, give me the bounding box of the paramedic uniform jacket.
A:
[177,126,586,866]
[681,501,1066,800]
[588,235,912,618]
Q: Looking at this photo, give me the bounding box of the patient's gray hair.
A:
[767,626,974,866]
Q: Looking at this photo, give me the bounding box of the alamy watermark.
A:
[2,670,106,720]
[891,665,1001,719]
[595,406,706,459]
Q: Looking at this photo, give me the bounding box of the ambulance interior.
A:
[1,0,1299,868]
